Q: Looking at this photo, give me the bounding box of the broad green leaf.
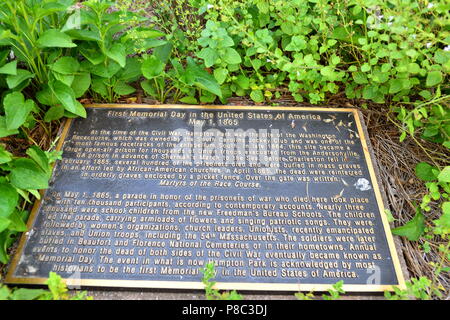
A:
[426,71,443,87]
[415,162,438,181]
[0,117,19,138]
[26,146,50,174]
[438,166,450,183]
[0,231,10,263]
[89,61,121,78]
[106,43,126,68]
[352,72,368,84]
[0,182,18,218]
[179,96,198,104]
[36,29,76,48]
[235,75,250,89]
[37,86,59,106]
[0,61,17,75]
[197,47,218,67]
[64,29,101,42]
[71,73,91,98]
[0,286,10,300]
[113,81,135,95]
[214,68,228,84]
[433,202,450,235]
[0,217,10,233]
[186,58,222,98]
[153,42,173,64]
[9,158,49,190]
[91,78,108,97]
[6,69,34,89]
[3,92,33,130]
[10,288,47,300]
[51,81,85,117]
[194,77,222,98]
[7,210,27,232]
[391,210,425,241]
[140,79,157,97]
[142,55,164,79]
[0,146,12,164]
[79,47,105,65]
[53,72,74,87]
[389,79,405,94]
[223,48,241,64]
[50,57,80,75]
[117,58,142,81]
[250,90,264,103]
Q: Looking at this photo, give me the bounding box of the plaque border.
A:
[5,104,406,292]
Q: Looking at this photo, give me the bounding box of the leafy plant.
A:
[384,277,442,300]
[73,0,166,103]
[201,262,243,300]
[0,144,61,263]
[0,272,92,300]
[295,281,345,300]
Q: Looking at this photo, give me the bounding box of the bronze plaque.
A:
[6,105,405,292]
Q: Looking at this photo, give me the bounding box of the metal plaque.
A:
[6,105,405,292]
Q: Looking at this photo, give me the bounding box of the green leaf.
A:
[142,55,164,79]
[426,71,443,87]
[153,42,173,64]
[10,288,47,300]
[106,43,126,68]
[179,96,198,104]
[197,48,218,68]
[352,72,368,84]
[0,145,12,164]
[64,29,101,42]
[213,68,228,84]
[79,46,105,65]
[433,202,450,235]
[9,158,49,190]
[392,210,425,241]
[250,90,264,103]
[0,182,18,218]
[89,61,121,78]
[117,58,142,81]
[438,166,450,183]
[0,217,10,233]
[235,75,250,89]
[71,73,91,98]
[51,81,86,118]
[53,72,74,87]
[7,210,27,232]
[6,69,34,89]
[0,285,11,300]
[36,29,76,48]
[186,58,222,98]
[46,272,68,300]
[0,61,17,75]
[37,86,58,106]
[91,78,108,97]
[50,57,80,75]
[0,231,11,263]
[3,92,33,130]
[223,48,241,64]
[389,79,405,94]
[0,117,19,138]
[415,162,438,181]
[26,146,50,174]
[113,81,135,96]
